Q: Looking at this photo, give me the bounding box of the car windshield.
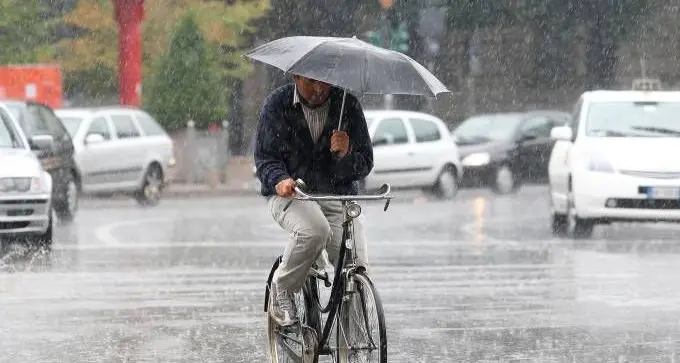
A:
[452,114,523,144]
[0,114,22,149]
[59,116,84,137]
[586,101,680,137]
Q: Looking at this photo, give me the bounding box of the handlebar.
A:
[282,179,393,212]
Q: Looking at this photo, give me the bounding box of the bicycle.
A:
[264,179,393,363]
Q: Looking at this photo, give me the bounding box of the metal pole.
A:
[382,9,393,110]
[186,120,197,184]
[221,120,230,184]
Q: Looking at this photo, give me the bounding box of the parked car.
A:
[0,103,54,247]
[452,110,570,194]
[1,100,79,221]
[363,109,462,200]
[548,90,680,239]
[54,106,175,206]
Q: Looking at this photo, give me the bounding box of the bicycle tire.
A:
[265,258,322,363]
[335,271,387,363]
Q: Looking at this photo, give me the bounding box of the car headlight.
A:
[462,152,490,167]
[168,157,176,167]
[588,155,615,173]
[0,176,49,193]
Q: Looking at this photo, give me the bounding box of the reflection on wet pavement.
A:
[2,187,680,362]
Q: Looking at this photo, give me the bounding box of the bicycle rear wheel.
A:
[266,262,319,363]
[335,271,387,363]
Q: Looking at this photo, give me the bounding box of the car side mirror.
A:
[550,126,573,141]
[85,133,105,145]
[29,134,54,151]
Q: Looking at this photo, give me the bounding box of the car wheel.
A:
[55,173,79,223]
[567,188,594,239]
[135,164,163,207]
[490,165,519,194]
[433,166,458,200]
[552,213,568,237]
[549,186,568,237]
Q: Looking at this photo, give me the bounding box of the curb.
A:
[162,187,259,198]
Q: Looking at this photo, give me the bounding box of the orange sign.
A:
[0,64,63,109]
[378,0,393,9]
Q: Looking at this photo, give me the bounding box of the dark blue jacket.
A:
[254,84,373,197]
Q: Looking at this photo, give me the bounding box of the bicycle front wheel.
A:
[336,271,387,363]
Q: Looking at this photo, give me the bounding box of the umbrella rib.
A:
[396,52,440,96]
[284,40,331,74]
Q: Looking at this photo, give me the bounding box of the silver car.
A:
[54,106,175,206]
[0,104,53,246]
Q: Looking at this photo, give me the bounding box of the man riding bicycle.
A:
[254,75,374,327]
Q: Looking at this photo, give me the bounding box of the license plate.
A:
[648,187,680,199]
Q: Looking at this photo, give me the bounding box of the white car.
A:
[54,107,175,206]
[548,90,680,239]
[363,110,462,199]
[0,104,53,246]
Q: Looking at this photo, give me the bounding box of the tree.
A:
[41,0,268,99]
[0,1,55,64]
[143,11,227,131]
[255,0,376,88]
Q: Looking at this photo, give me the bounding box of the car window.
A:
[134,112,166,136]
[111,114,141,139]
[373,118,408,145]
[26,104,51,136]
[586,101,680,138]
[452,114,524,144]
[410,118,441,143]
[520,116,553,138]
[87,116,112,141]
[59,116,84,137]
[0,111,22,148]
[38,105,68,140]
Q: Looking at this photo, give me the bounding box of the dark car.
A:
[1,100,80,221]
[452,110,570,194]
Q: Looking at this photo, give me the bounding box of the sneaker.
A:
[270,282,298,327]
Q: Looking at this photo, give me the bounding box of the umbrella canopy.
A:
[244,36,450,97]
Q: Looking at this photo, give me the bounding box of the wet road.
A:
[3,186,680,362]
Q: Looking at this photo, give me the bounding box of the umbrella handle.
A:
[336,89,347,131]
[332,89,348,159]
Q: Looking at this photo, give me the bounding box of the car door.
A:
[405,117,445,186]
[26,103,75,185]
[549,100,582,210]
[109,112,146,185]
[367,117,412,189]
[77,114,120,190]
[515,115,555,181]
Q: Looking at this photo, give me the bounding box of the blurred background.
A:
[0,0,673,187]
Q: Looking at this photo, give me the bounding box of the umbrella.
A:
[244,35,450,130]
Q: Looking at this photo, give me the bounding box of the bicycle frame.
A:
[285,179,393,356]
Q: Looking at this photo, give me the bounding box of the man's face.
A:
[294,75,331,107]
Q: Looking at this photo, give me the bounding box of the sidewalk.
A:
[163,182,258,198]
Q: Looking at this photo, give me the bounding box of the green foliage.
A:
[143,11,228,131]
[445,0,514,30]
[47,0,268,101]
[389,21,409,53]
[0,1,55,64]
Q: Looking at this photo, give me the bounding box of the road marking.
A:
[93,217,173,246]
[54,239,543,251]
